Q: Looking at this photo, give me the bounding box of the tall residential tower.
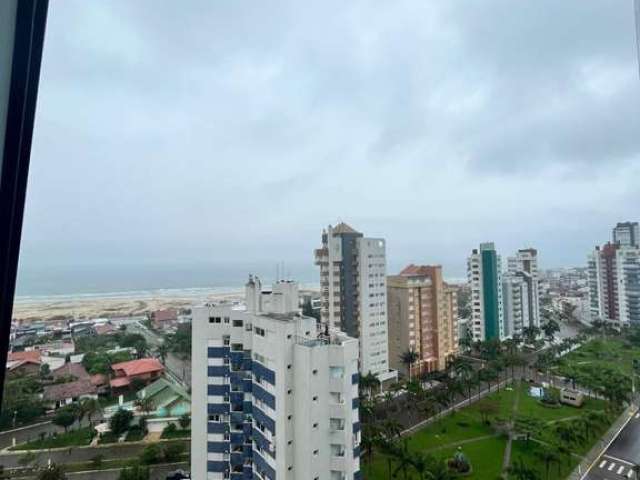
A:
[314,223,394,381]
[503,248,541,337]
[191,277,361,480]
[467,243,504,341]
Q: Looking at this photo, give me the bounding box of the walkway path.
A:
[424,434,500,453]
[501,383,522,476]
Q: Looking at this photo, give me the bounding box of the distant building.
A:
[387,265,459,376]
[613,222,639,248]
[191,276,361,480]
[315,222,394,381]
[468,243,504,341]
[588,241,640,327]
[110,358,164,390]
[152,309,178,330]
[503,248,541,337]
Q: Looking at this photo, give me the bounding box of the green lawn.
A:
[553,338,640,379]
[161,429,191,440]
[11,427,95,450]
[362,381,615,480]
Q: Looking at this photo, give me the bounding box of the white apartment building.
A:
[505,248,541,333]
[467,242,504,341]
[314,223,395,382]
[502,274,530,338]
[191,276,361,480]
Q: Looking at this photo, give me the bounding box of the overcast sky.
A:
[17,0,640,290]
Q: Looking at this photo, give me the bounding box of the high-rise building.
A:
[588,242,640,326]
[387,265,459,376]
[191,276,361,480]
[504,248,541,336]
[467,243,504,341]
[314,223,394,381]
[613,222,639,248]
[502,274,529,338]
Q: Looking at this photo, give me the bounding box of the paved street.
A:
[0,418,96,450]
[0,439,189,468]
[584,411,640,480]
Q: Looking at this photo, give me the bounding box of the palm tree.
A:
[541,319,560,343]
[360,372,380,400]
[135,396,155,417]
[156,343,169,365]
[508,458,540,480]
[535,445,559,480]
[400,349,419,381]
[84,398,102,427]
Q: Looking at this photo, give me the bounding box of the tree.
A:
[514,416,542,445]
[541,319,560,343]
[140,444,162,465]
[178,413,191,430]
[53,408,76,433]
[476,399,499,424]
[508,458,540,480]
[156,343,169,365]
[535,445,560,480]
[135,396,155,417]
[110,408,133,436]
[522,326,541,345]
[163,442,186,462]
[359,372,380,400]
[37,464,67,480]
[400,349,419,380]
[118,465,149,480]
[40,363,51,378]
[83,398,102,427]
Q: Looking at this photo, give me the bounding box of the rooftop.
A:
[111,358,164,377]
[43,379,96,401]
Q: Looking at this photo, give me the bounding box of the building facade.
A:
[588,241,640,327]
[314,223,394,381]
[387,265,458,376]
[613,222,639,248]
[468,243,504,341]
[503,248,540,337]
[191,277,361,480]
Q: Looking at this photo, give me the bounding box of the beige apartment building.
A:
[387,265,459,376]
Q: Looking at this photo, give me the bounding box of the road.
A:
[0,418,96,450]
[584,411,640,480]
[0,439,189,468]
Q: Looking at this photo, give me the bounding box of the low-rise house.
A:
[138,377,191,418]
[94,323,117,336]
[42,379,97,409]
[151,309,178,330]
[110,358,164,390]
[6,351,41,376]
[35,340,75,357]
[90,374,109,394]
[52,362,90,382]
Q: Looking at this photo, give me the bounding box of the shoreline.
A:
[12,285,320,322]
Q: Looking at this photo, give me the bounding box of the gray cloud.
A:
[16,0,640,293]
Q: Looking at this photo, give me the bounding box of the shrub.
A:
[110,408,133,436]
[163,442,186,462]
[140,444,162,465]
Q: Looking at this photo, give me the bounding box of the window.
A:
[329,366,344,379]
[255,327,266,337]
[233,319,243,327]
[313,450,319,456]
[209,316,221,324]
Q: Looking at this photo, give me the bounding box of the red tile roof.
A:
[111,358,164,377]
[94,324,116,336]
[43,380,96,402]
[90,374,108,386]
[52,363,89,380]
[399,264,437,276]
[110,377,131,388]
[153,309,177,322]
[8,351,41,364]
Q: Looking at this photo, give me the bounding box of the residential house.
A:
[110,358,164,390]
[151,309,178,330]
[42,380,97,409]
[138,377,190,418]
[6,350,41,376]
